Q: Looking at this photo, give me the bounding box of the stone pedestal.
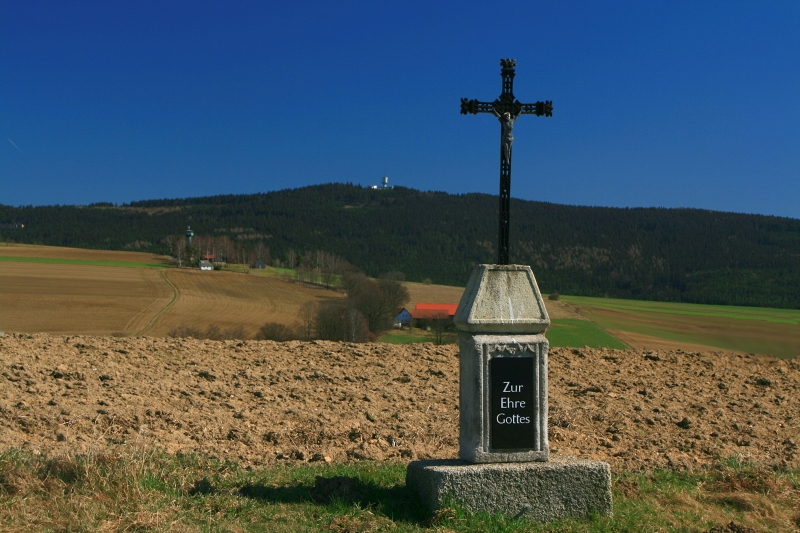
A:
[406,458,612,522]
[405,264,612,522]
[454,264,551,463]
[458,334,549,462]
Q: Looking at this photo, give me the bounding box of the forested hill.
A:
[2,183,800,309]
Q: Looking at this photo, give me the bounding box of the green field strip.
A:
[583,310,799,359]
[378,329,456,344]
[0,255,168,269]
[562,295,800,324]
[545,318,628,350]
[379,332,433,344]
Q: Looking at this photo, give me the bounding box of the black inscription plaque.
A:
[490,357,535,450]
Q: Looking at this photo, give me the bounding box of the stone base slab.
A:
[406,457,612,522]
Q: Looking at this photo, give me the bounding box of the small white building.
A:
[199,260,213,271]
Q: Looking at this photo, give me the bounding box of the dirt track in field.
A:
[141,269,343,339]
[0,262,174,336]
[1,333,797,473]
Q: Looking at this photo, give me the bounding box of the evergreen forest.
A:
[2,183,799,309]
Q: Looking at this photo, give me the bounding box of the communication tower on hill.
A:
[186,226,194,245]
[370,176,392,189]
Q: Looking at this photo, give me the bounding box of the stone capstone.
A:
[454,264,549,334]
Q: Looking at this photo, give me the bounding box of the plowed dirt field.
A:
[1,333,797,473]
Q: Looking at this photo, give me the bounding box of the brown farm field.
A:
[0,261,173,336]
[1,244,580,339]
[141,269,342,338]
[2,243,797,358]
[0,243,172,264]
[403,281,464,309]
[0,244,342,338]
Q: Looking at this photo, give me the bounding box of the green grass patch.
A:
[562,295,800,358]
[1,449,798,532]
[379,328,457,345]
[562,295,800,325]
[545,318,628,350]
[0,255,168,269]
[583,309,797,357]
[379,320,629,350]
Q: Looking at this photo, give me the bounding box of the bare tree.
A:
[173,236,187,267]
[162,235,175,257]
[343,272,409,335]
[430,311,450,345]
[297,263,310,283]
[297,301,318,340]
[378,276,410,317]
[258,322,298,341]
[345,308,368,343]
[221,235,234,264]
[254,241,270,265]
[319,251,351,289]
[315,303,368,343]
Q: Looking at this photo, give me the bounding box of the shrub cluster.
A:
[168,324,247,340]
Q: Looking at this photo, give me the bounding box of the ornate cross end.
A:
[460,98,478,115]
[520,101,554,117]
[461,98,494,115]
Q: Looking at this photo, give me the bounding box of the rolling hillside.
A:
[2,244,797,358]
[2,183,800,308]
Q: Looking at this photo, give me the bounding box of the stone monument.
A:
[406,59,612,522]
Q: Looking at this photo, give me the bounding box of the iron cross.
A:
[461,58,552,265]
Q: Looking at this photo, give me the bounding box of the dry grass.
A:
[0,447,207,532]
[1,447,799,532]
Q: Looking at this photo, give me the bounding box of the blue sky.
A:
[2,1,799,219]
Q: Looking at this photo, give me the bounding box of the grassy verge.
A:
[562,295,800,324]
[1,449,798,532]
[379,321,627,349]
[379,328,457,345]
[0,255,168,269]
[545,318,628,350]
[562,295,800,358]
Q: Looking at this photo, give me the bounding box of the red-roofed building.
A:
[414,303,459,315]
[410,308,451,320]
[410,303,458,329]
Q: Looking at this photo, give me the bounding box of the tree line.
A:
[258,271,410,343]
[2,183,800,309]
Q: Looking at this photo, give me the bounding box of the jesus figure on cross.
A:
[494,109,519,164]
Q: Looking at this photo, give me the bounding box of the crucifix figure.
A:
[461,58,552,265]
[495,110,516,164]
